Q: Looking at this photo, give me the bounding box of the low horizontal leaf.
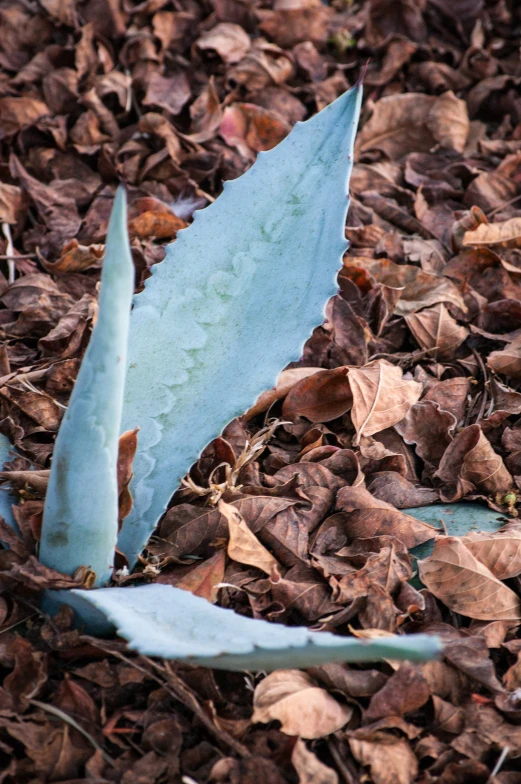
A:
[73,584,442,671]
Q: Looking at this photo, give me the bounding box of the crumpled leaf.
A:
[220,102,290,158]
[251,670,352,739]
[355,91,469,159]
[245,367,321,419]
[196,23,251,64]
[405,304,468,360]
[460,526,521,580]
[487,334,521,378]
[39,239,104,274]
[282,367,352,423]
[348,360,422,444]
[419,537,521,620]
[336,487,437,549]
[463,217,521,249]
[291,738,338,784]
[348,733,418,784]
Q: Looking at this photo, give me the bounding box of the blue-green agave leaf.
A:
[408,503,509,562]
[119,84,363,568]
[74,584,442,670]
[0,433,18,532]
[40,188,134,586]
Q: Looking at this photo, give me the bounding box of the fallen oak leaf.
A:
[252,669,352,739]
[196,22,251,64]
[335,487,438,549]
[418,537,521,621]
[291,738,338,784]
[282,367,352,423]
[220,500,280,575]
[348,733,418,784]
[117,428,139,529]
[347,360,422,445]
[220,103,290,159]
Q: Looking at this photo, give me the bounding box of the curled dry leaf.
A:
[461,527,521,580]
[336,487,437,549]
[463,217,521,249]
[419,537,521,621]
[220,103,290,158]
[252,670,352,739]
[117,428,139,528]
[436,424,513,500]
[291,738,338,784]
[40,239,104,274]
[348,360,422,445]
[405,304,468,361]
[487,334,521,379]
[348,734,418,784]
[245,367,321,419]
[282,367,352,423]
[220,500,280,575]
[196,23,251,64]
[354,91,469,160]
[343,258,467,316]
[171,549,226,603]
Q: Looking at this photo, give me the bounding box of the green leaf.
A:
[118,84,363,568]
[73,584,442,671]
[39,188,134,586]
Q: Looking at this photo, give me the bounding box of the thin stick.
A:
[1,224,15,284]
[30,699,116,767]
[0,254,37,261]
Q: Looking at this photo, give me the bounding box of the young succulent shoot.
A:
[39,187,134,587]
[118,82,364,569]
[5,84,443,667]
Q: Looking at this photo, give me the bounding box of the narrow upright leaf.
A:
[0,433,18,532]
[118,84,363,568]
[39,188,134,586]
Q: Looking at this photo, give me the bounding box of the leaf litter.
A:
[1,0,521,781]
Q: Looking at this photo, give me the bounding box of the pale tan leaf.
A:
[336,487,437,549]
[348,735,418,784]
[463,217,521,249]
[252,670,352,739]
[343,257,466,316]
[354,91,468,160]
[348,360,422,444]
[405,304,468,361]
[460,428,513,495]
[418,537,521,621]
[220,500,280,575]
[291,739,338,784]
[487,334,521,379]
[461,528,521,580]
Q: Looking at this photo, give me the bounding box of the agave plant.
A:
[2,82,443,670]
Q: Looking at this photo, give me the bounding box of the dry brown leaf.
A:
[343,257,466,316]
[252,670,352,739]
[461,528,521,580]
[405,304,468,360]
[245,367,321,419]
[418,537,521,621]
[40,239,104,274]
[487,334,521,379]
[291,739,338,784]
[355,91,469,160]
[196,22,251,64]
[117,428,139,528]
[348,734,418,784]
[220,103,290,158]
[348,360,422,445]
[463,217,521,249]
[173,550,226,603]
[282,367,352,423]
[336,487,437,549]
[220,500,280,575]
